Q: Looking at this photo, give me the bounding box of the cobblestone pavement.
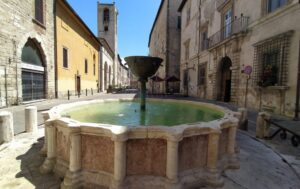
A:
[0,94,299,188]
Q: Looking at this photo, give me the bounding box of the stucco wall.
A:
[56,1,100,97]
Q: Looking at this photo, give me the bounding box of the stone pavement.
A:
[0,94,299,188]
[0,128,299,189]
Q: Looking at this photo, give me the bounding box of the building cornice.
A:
[148,0,165,47]
[58,0,100,46]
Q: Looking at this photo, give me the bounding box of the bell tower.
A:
[98,1,118,85]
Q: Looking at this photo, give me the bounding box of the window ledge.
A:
[32,19,46,29]
[256,86,289,91]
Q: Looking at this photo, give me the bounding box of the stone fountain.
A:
[40,56,240,189]
[124,56,163,111]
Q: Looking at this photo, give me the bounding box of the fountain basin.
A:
[124,56,163,80]
[41,98,240,189]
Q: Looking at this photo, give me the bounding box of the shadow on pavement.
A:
[15,137,61,189]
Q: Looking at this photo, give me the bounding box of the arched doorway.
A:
[219,57,232,102]
[21,38,46,101]
[104,62,108,90]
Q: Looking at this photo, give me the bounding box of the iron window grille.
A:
[252,31,293,87]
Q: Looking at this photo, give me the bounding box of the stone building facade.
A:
[99,37,114,91]
[98,2,119,87]
[0,0,55,106]
[149,0,182,94]
[55,0,100,97]
[179,0,300,117]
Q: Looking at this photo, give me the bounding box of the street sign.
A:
[244,65,252,75]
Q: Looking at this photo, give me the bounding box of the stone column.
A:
[25,106,38,133]
[166,140,179,183]
[40,111,50,155]
[256,112,271,138]
[113,140,126,187]
[40,122,56,174]
[206,132,223,187]
[166,133,182,189]
[61,133,82,189]
[0,111,14,143]
[227,125,240,169]
[111,127,128,189]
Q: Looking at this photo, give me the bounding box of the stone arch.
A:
[21,37,47,101]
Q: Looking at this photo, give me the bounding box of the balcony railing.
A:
[208,16,249,48]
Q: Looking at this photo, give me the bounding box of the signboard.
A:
[244,65,252,75]
[21,63,44,72]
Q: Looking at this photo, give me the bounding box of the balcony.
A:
[208,16,249,49]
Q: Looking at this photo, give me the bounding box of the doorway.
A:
[76,76,81,95]
[219,57,232,102]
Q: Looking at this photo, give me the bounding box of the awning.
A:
[150,75,164,82]
[165,75,180,82]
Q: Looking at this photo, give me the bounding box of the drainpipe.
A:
[197,0,202,96]
[54,0,58,98]
[165,0,170,93]
[5,66,8,107]
[294,41,300,120]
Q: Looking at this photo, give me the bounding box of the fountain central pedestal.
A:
[124,56,163,111]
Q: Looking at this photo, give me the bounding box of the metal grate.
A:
[252,31,293,87]
[22,71,45,101]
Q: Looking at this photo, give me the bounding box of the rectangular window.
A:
[93,64,96,75]
[267,0,287,13]
[63,48,68,68]
[253,31,292,87]
[198,64,206,86]
[183,70,188,87]
[35,0,44,24]
[184,40,190,61]
[85,59,88,74]
[177,16,181,29]
[261,52,279,86]
[201,31,209,51]
[186,7,191,26]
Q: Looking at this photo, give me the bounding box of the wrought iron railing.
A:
[208,16,249,48]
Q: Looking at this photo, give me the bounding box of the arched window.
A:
[21,39,43,66]
[103,9,110,22]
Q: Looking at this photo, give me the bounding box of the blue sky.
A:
[67,0,161,58]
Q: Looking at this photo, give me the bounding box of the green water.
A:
[63,100,224,126]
